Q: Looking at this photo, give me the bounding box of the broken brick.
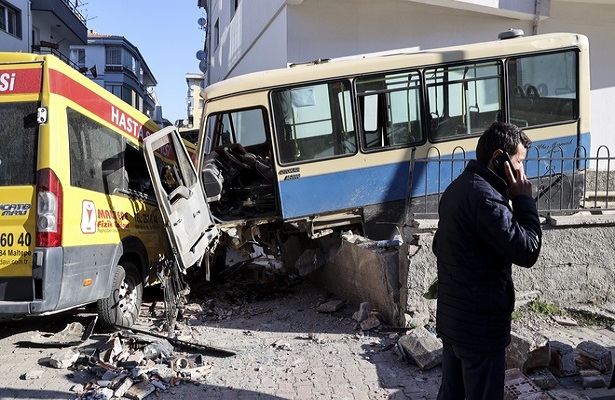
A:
[124,380,155,400]
[549,341,579,377]
[504,368,541,400]
[576,340,613,373]
[526,368,558,390]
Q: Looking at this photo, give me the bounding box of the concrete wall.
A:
[398,220,615,328]
[311,217,615,328]
[311,239,402,325]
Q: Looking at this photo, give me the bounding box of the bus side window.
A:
[272,81,356,164]
[508,51,578,127]
[426,61,501,141]
[356,70,423,150]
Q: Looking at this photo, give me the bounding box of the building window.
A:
[213,19,219,49]
[122,51,136,75]
[70,48,86,69]
[0,1,21,38]
[106,47,122,68]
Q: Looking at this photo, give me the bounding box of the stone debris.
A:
[397,326,442,371]
[575,340,613,374]
[352,301,370,323]
[47,330,218,399]
[21,369,44,380]
[551,315,578,326]
[359,314,381,331]
[504,368,543,400]
[544,389,591,399]
[500,335,615,399]
[549,341,579,377]
[316,299,345,313]
[506,328,551,373]
[526,368,558,390]
[580,369,606,389]
[29,320,94,346]
[49,348,80,369]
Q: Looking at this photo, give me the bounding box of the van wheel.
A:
[97,261,143,331]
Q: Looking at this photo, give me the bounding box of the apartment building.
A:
[70,31,158,118]
[198,0,615,152]
[1,0,87,62]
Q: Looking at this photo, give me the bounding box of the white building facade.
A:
[199,0,615,154]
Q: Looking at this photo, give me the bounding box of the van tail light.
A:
[36,168,63,247]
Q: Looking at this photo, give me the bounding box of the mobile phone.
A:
[492,151,515,185]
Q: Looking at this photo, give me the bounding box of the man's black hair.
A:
[476,122,532,165]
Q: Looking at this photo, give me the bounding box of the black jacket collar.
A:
[465,159,509,196]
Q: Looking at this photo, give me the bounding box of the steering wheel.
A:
[223,146,253,169]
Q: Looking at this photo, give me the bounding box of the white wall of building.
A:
[286,0,527,63]
[206,0,289,83]
[206,0,615,154]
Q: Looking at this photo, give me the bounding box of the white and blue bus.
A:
[144,31,590,276]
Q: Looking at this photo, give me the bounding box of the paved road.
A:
[2,278,615,400]
[0,280,440,400]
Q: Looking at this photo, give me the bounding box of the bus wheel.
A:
[97,261,143,331]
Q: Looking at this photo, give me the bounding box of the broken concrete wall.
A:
[309,238,401,325]
[399,220,615,327]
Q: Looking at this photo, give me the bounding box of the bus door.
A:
[143,126,219,273]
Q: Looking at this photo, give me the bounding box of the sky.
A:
[81,1,206,124]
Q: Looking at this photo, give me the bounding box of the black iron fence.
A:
[408,145,615,219]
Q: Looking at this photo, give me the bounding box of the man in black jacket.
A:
[433,122,542,400]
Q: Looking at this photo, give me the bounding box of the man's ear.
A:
[489,148,504,164]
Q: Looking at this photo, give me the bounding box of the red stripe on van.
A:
[48,68,153,140]
[0,68,42,94]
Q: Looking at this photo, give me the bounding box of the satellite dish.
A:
[196,50,206,60]
[199,60,207,73]
[197,17,206,28]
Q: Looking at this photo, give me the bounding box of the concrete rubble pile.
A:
[392,318,615,399]
[45,328,214,400]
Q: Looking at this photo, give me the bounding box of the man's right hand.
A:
[505,161,532,198]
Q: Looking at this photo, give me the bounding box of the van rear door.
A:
[0,63,42,294]
[143,126,218,272]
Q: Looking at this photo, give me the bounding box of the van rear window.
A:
[0,102,39,186]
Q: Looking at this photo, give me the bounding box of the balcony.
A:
[31,41,82,71]
[31,0,87,45]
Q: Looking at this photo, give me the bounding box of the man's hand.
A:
[505,161,532,198]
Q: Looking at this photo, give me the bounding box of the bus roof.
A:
[202,32,588,102]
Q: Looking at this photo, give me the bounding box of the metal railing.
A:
[31,46,82,71]
[408,145,615,219]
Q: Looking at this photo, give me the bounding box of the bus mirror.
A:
[37,107,48,124]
